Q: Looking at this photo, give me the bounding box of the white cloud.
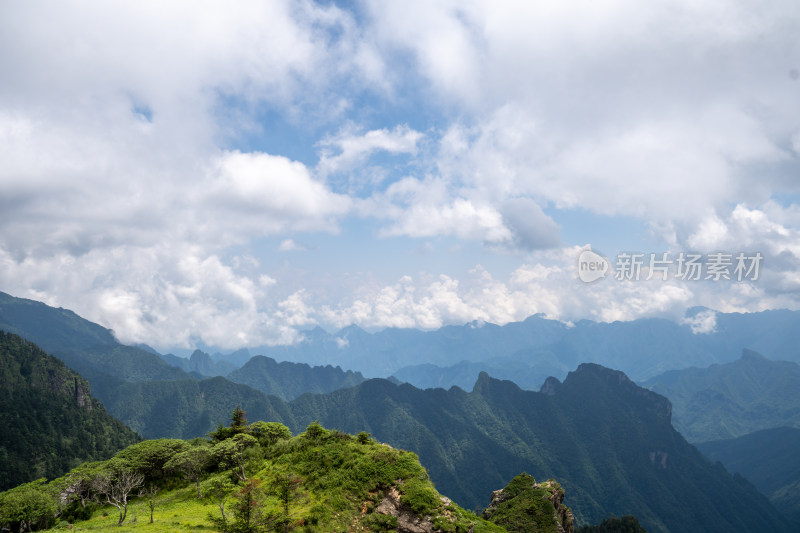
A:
[681,309,718,334]
[0,244,302,350]
[279,239,308,252]
[2,0,800,350]
[317,125,423,177]
[207,150,351,235]
[360,0,799,245]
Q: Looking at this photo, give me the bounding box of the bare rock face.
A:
[536,480,574,533]
[374,486,438,533]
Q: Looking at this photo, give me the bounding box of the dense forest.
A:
[0,331,140,492]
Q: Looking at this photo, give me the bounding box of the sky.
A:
[1,0,800,352]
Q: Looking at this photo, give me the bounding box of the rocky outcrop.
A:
[482,473,575,533]
[373,486,444,533]
[538,480,574,533]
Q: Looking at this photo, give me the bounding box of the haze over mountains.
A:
[2,290,800,532]
[644,350,800,443]
[236,307,800,388]
[698,427,800,524]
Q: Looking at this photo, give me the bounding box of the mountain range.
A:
[235,308,800,387]
[643,350,800,443]
[288,367,793,533]
[1,290,799,532]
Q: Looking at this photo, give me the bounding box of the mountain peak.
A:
[540,376,562,396]
[564,363,672,423]
[472,371,523,395]
[740,348,768,362]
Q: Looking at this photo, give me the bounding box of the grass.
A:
[52,484,217,532]
[42,427,506,532]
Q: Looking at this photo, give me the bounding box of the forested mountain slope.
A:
[0,331,140,491]
[0,292,191,396]
[697,427,800,524]
[227,355,365,401]
[288,367,794,533]
[643,350,800,442]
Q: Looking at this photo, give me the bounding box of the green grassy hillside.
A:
[0,420,525,532]
[288,367,794,533]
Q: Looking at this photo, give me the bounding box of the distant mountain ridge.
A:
[697,427,800,524]
[158,349,238,377]
[0,291,367,438]
[643,350,800,443]
[243,307,800,384]
[0,292,193,401]
[227,354,365,401]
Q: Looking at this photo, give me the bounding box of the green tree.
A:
[231,406,248,432]
[229,477,269,533]
[204,476,235,533]
[273,473,303,532]
[55,460,105,509]
[139,484,159,524]
[0,479,56,533]
[210,407,252,442]
[247,421,291,447]
[302,421,327,442]
[213,433,258,482]
[114,438,186,483]
[90,460,144,525]
[165,445,212,498]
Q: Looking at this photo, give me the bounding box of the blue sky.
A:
[1,1,800,351]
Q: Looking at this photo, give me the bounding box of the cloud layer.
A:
[1,0,799,350]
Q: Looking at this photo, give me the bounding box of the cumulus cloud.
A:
[361,0,799,241]
[2,0,800,350]
[0,244,302,349]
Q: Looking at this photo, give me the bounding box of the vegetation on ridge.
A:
[0,411,510,532]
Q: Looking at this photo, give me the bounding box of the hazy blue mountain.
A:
[226,354,365,400]
[391,351,569,391]
[642,350,800,443]
[243,308,800,382]
[158,349,238,377]
[697,427,800,524]
[0,292,192,392]
[210,347,253,367]
[0,331,140,491]
[288,366,793,533]
[249,317,571,378]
